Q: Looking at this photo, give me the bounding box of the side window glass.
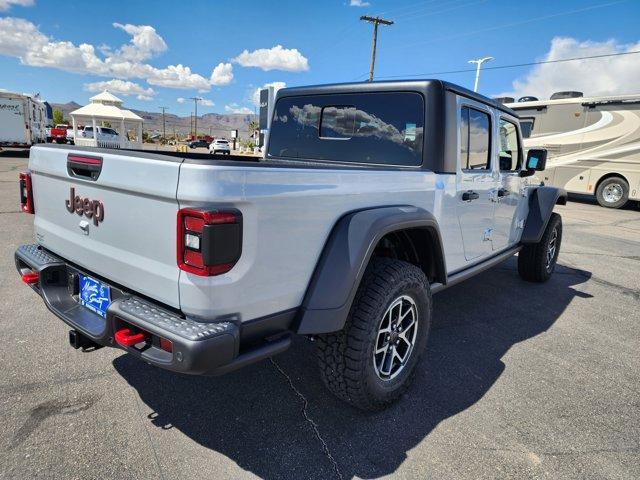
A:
[498,118,521,171]
[460,107,469,167]
[520,118,534,138]
[460,106,491,171]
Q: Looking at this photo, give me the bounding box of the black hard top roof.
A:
[277,79,518,117]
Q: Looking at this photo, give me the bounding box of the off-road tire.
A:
[596,176,629,209]
[518,212,562,282]
[315,258,431,411]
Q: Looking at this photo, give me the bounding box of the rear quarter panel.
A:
[176,163,464,322]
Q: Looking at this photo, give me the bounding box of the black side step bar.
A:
[431,246,522,294]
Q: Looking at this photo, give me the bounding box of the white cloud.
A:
[112,23,167,62]
[145,64,211,91]
[233,45,309,72]
[0,0,33,11]
[0,17,213,91]
[0,17,108,74]
[251,81,286,106]
[210,62,233,86]
[225,103,253,114]
[177,97,186,104]
[350,0,370,6]
[84,79,155,100]
[498,37,640,99]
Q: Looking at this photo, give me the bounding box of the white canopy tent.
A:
[70,91,143,149]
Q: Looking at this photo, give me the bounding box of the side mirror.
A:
[520,148,547,177]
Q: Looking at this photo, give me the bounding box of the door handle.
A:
[462,190,480,201]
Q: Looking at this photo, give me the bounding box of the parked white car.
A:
[81,126,119,142]
[209,138,231,155]
[66,128,75,145]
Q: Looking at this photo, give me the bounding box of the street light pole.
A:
[360,15,394,82]
[468,56,494,92]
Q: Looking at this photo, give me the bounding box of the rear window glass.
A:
[267,92,424,166]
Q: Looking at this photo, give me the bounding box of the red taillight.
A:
[21,271,39,285]
[177,208,241,276]
[159,337,173,353]
[19,172,34,214]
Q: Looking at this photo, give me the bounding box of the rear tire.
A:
[315,258,431,411]
[596,176,629,209]
[518,212,562,282]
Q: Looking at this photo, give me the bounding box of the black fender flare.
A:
[521,186,567,244]
[294,206,446,335]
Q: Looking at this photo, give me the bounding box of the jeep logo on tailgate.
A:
[65,187,104,226]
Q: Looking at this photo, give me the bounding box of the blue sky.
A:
[1,0,639,115]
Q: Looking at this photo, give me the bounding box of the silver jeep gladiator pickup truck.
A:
[16,80,566,410]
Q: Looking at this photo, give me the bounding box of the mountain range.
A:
[51,102,257,138]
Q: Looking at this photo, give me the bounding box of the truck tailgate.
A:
[29,146,182,308]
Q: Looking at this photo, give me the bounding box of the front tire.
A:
[596,176,629,209]
[518,212,562,282]
[315,258,431,411]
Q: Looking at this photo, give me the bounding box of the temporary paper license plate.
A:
[79,274,111,318]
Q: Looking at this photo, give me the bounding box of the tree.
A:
[52,108,65,125]
[248,120,259,132]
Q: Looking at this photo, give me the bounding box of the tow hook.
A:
[69,330,103,352]
[114,327,149,348]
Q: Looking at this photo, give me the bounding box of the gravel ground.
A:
[0,150,638,480]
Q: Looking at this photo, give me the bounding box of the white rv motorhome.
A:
[0,91,47,148]
[505,92,640,208]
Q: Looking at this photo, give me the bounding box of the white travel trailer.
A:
[0,91,47,148]
[505,92,640,208]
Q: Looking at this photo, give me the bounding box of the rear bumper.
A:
[15,244,291,375]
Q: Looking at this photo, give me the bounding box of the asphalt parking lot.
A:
[0,150,638,480]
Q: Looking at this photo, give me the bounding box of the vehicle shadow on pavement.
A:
[0,149,30,158]
[113,258,592,480]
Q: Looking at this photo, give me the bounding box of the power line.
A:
[392,0,486,22]
[373,50,640,80]
[397,0,627,50]
[378,0,436,15]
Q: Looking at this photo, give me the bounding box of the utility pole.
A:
[468,56,494,92]
[159,106,168,141]
[360,15,394,82]
[189,97,201,139]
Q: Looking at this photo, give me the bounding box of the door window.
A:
[498,118,521,171]
[520,118,534,138]
[460,106,491,171]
